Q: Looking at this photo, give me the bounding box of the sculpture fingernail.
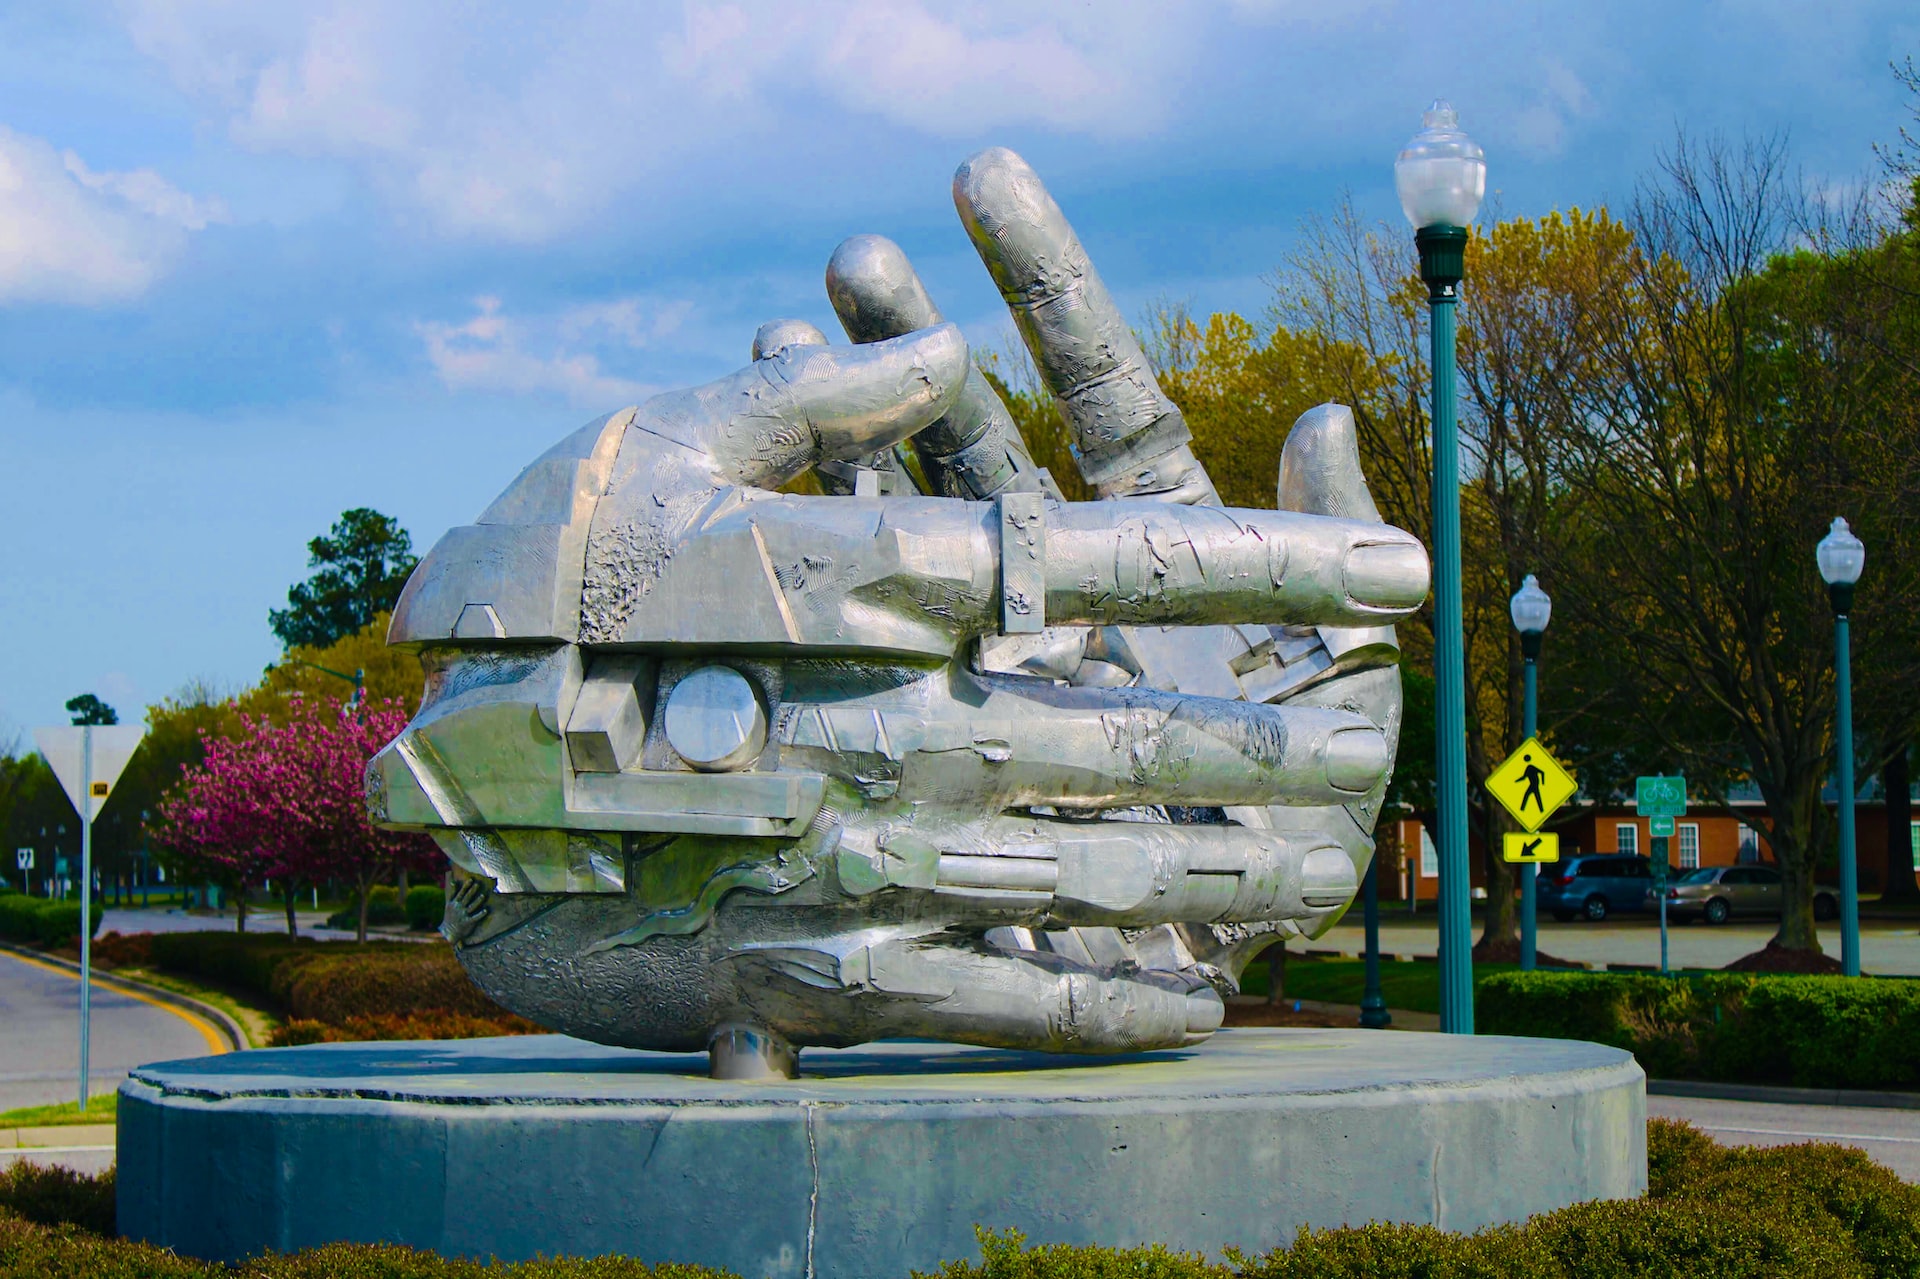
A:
[1343,540,1429,609]
[1325,726,1389,791]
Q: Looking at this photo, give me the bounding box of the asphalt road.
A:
[0,947,221,1114]
[1649,1094,1920,1182]
[1313,914,1920,974]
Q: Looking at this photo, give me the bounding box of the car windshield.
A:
[1678,868,1719,884]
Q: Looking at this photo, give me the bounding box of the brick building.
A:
[1383,785,1918,904]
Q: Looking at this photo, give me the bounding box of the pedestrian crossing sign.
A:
[1486,736,1577,832]
[1503,831,1560,863]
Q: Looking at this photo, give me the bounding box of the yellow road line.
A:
[0,948,229,1056]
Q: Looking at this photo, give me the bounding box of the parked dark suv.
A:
[1538,854,1653,922]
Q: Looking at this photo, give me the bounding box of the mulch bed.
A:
[1723,938,1846,974]
[1471,935,1580,968]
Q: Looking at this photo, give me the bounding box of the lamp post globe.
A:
[1817,516,1865,611]
[1395,100,1487,232]
[1510,574,1552,638]
[1399,100,1483,1033]
[1509,574,1551,972]
[1817,516,1865,976]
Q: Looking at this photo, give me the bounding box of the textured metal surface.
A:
[118,1031,1647,1271]
[371,149,1429,1072]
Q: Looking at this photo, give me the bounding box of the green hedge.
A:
[146,931,516,1027]
[0,896,104,947]
[325,884,407,930]
[407,884,447,931]
[4,1121,1918,1277]
[1479,971,1920,1089]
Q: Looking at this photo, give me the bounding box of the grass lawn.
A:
[0,1095,117,1128]
[1239,955,1522,1014]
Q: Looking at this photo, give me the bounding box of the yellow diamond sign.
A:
[1485,737,1577,832]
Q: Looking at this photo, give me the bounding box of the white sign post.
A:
[32,724,144,1112]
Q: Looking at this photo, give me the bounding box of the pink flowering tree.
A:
[154,695,439,939]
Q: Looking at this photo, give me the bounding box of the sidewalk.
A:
[0,1124,115,1175]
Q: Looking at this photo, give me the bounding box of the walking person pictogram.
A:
[1519,754,1547,814]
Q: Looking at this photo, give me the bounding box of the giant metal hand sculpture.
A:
[369,149,1428,1079]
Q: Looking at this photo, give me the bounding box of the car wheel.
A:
[1582,894,1609,922]
[1704,897,1730,925]
[1814,894,1839,922]
[1552,910,1575,923]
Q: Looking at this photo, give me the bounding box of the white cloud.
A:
[417,294,673,406]
[1510,59,1600,158]
[121,0,1199,240]
[0,126,224,305]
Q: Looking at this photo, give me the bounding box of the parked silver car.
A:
[1660,865,1840,925]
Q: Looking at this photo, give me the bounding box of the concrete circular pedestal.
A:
[118,1029,1645,1275]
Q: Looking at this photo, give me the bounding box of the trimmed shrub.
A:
[0,1163,115,1238]
[273,948,509,1023]
[406,884,447,932]
[83,932,154,970]
[144,931,531,1038]
[1478,970,1920,1089]
[269,1010,538,1047]
[0,897,104,947]
[327,884,407,930]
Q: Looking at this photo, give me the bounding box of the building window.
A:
[1419,827,1438,878]
[1616,823,1639,856]
[1738,824,1761,864]
[1677,823,1700,869]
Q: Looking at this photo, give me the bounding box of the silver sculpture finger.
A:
[954,147,1216,504]
[826,234,1057,502]
[372,150,1426,1079]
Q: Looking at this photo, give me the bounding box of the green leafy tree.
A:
[269,509,419,650]
[64,694,118,725]
[1550,133,1920,954]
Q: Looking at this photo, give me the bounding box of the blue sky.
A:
[2,1,1915,739]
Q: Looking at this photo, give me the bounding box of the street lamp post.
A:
[1509,575,1552,972]
[1817,517,1866,977]
[1397,100,1485,1034]
[289,659,366,721]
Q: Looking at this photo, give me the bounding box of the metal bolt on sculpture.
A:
[369,149,1429,1080]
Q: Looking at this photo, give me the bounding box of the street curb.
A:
[0,941,248,1051]
[1647,1079,1920,1110]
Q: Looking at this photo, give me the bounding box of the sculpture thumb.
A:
[1278,403,1384,524]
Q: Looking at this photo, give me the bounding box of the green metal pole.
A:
[1655,833,1670,975]
[1360,855,1391,1027]
[1835,610,1860,976]
[1520,644,1538,971]
[78,726,93,1111]
[1419,224,1473,1035]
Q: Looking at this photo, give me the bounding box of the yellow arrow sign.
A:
[1503,831,1560,864]
[1485,736,1577,832]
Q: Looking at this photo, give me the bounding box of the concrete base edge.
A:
[119,1029,1646,1276]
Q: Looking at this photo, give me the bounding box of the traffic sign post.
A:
[1635,775,1686,978]
[1502,832,1559,864]
[31,724,144,1112]
[1487,739,1577,976]
[13,847,29,894]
